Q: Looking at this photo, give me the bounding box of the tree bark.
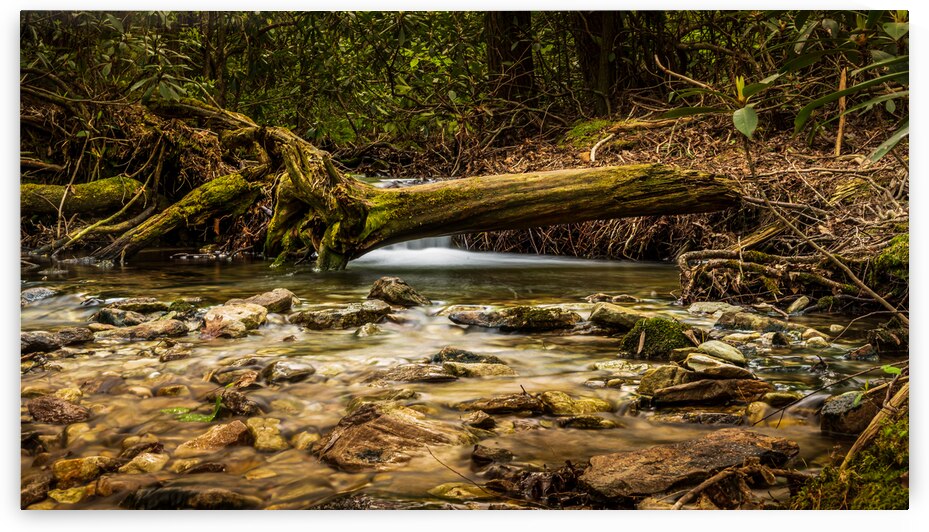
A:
[485,12,536,102]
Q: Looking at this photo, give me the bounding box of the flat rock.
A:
[688,301,744,315]
[448,306,581,332]
[539,391,612,416]
[226,288,297,313]
[28,395,91,424]
[260,359,316,384]
[637,365,695,396]
[290,299,391,329]
[346,388,419,413]
[453,393,545,415]
[653,379,773,406]
[21,287,57,304]
[442,361,516,378]
[118,452,169,474]
[579,428,799,501]
[107,297,171,313]
[316,403,476,471]
[54,327,94,346]
[683,353,754,379]
[95,319,188,340]
[431,346,505,365]
[367,276,431,307]
[203,303,267,337]
[372,364,457,383]
[175,420,252,457]
[21,331,61,354]
[121,486,262,510]
[695,340,747,366]
[820,384,901,435]
[588,302,650,331]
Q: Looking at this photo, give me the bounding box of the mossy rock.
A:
[620,318,693,360]
[790,415,908,509]
[563,119,613,148]
[868,233,908,295]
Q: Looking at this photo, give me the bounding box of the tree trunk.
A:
[485,12,536,102]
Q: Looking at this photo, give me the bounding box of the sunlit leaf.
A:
[883,22,909,41]
[733,106,758,139]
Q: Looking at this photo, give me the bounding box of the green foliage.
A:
[732,106,758,139]
[619,318,692,359]
[160,392,223,423]
[564,119,612,148]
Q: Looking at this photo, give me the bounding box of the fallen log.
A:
[21,176,149,217]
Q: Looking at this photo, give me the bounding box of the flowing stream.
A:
[20,241,893,509]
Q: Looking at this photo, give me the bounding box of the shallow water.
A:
[21,244,893,509]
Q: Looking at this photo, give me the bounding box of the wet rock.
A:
[821,387,897,435]
[211,368,260,387]
[448,306,581,332]
[48,486,89,504]
[21,331,61,354]
[801,328,828,341]
[354,323,383,337]
[585,293,613,303]
[463,411,495,429]
[716,311,804,333]
[93,475,150,498]
[866,327,908,355]
[155,384,190,397]
[246,417,289,452]
[121,486,262,509]
[21,471,53,508]
[260,359,316,384]
[653,379,773,406]
[53,456,120,488]
[214,388,261,416]
[53,387,83,403]
[347,389,419,413]
[21,287,57,304]
[765,331,791,346]
[442,361,516,378]
[55,327,94,346]
[431,346,505,365]
[806,336,829,349]
[290,299,391,330]
[175,420,252,457]
[683,354,754,379]
[539,391,612,416]
[368,276,431,307]
[636,365,695,396]
[786,296,811,314]
[688,301,744,316]
[619,318,692,360]
[846,343,877,361]
[316,403,477,471]
[472,445,515,466]
[202,303,267,338]
[118,453,169,474]
[95,319,189,340]
[612,294,639,303]
[681,412,744,425]
[291,431,321,451]
[721,332,760,343]
[226,288,298,313]
[829,324,845,333]
[108,297,171,313]
[119,441,164,460]
[453,393,545,415]
[579,428,799,501]
[695,340,747,366]
[28,395,91,424]
[761,391,803,407]
[588,303,650,331]
[373,364,457,383]
[557,416,618,429]
[92,307,149,327]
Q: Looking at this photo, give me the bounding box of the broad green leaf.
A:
[733,106,759,139]
[105,13,124,33]
[869,120,909,162]
[160,407,191,415]
[883,22,909,41]
[886,99,896,113]
[881,364,903,375]
[841,90,907,116]
[851,55,908,77]
[659,107,729,119]
[795,71,909,132]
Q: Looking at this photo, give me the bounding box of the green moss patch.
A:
[620,317,692,360]
[563,119,612,148]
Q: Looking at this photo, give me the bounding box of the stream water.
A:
[20,241,893,509]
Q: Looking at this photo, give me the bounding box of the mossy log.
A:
[21,176,149,217]
[141,99,740,270]
[94,173,260,262]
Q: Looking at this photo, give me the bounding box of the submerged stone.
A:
[579,428,799,501]
[92,307,149,327]
[289,299,391,330]
[448,306,581,332]
[442,361,516,378]
[175,420,252,457]
[28,395,91,424]
[539,391,612,416]
[260,359,316,384]
[557,416,618,429]
[316,403,477,471]
[95,319,189,340]
[53,456,120,488]
[367,276,431,307]
[431,346,505,365]
[246,417,289,452]
[453,393,545,415]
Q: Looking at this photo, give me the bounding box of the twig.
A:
[590,133,615,162]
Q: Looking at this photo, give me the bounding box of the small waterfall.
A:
[385,236,452,250]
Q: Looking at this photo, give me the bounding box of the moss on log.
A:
[21,176,149,217]
[94,173,260,262]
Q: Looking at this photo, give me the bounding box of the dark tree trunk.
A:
[485,12,536,102]
[573,11,620,116]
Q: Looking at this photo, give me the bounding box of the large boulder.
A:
[202,303,268,338]
[448,306,581,332]
[652,379,773,406]
[579,429,799,502]
[316,403,477,471]
[94,319,189,340]
[695,340,747,366]
[588,303,650,332]
[367,277,431,307]
[619,318,693,360]
[226,288,298,313]
[289,300,391,330]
